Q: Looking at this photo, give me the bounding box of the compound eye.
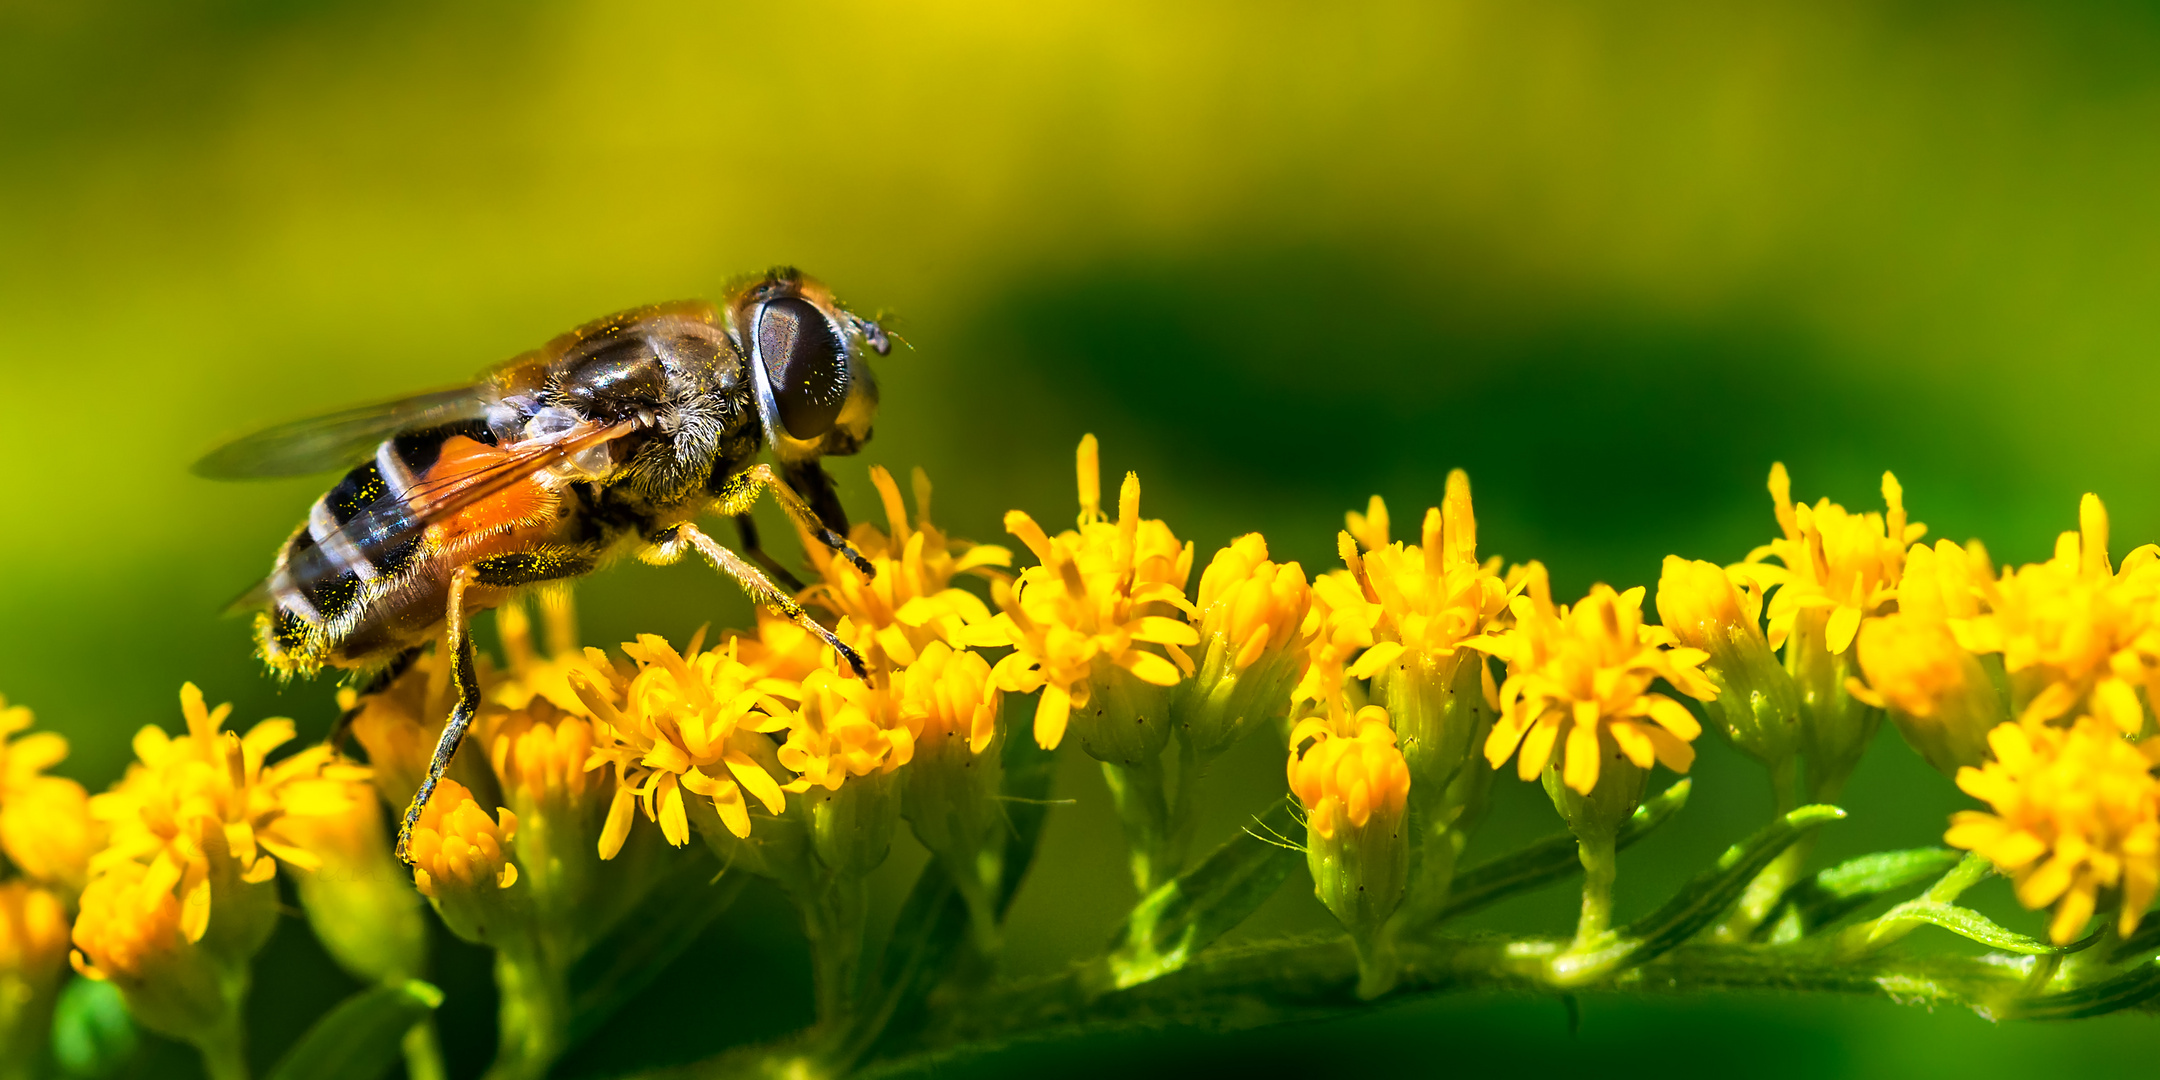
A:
[756,296,849,440]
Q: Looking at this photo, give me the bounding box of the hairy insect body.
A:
[201,269,887,860]
[259,309,761,675]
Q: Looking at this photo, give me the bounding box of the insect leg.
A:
[715,464,875,579]
[782,460,850,534]
[732,512,807,594]
[328,644,423,753]
[396,565,481,865]
[663,522,869,679]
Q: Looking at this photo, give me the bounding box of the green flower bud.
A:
[1657,556,1802,778]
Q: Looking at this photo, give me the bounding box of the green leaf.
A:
[1439,779,1691,923]
[264,980,442,1080]
[1627,806,1846,958]
[1760,847,1963,938]
[1863,900,2077,955]
[2106,918,2160,963]
[2001,955,2160,1020]
[1101,798,1301,990]
[51,976,137,1078]
[1544,803,1845,986]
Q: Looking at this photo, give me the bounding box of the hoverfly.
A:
[195,268,887,860]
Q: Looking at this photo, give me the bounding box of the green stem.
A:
[1101,758,1175,894]
[188,972,251,1080]
[484,935,569,1080]
[191,1012,249,1080]
[1706,833,1818,943]
[1165,738,1206,884]
[1573,833,1618,947]
[1392,797,1465,933]
[801,872,873,1037]
[402,1017,449,1080]
[633,932,2152,1079]
[1769,755,1801,817]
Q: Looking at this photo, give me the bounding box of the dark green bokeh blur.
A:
[5,1,2160,1075]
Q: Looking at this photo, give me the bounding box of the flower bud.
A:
[406,778,523,947]
[1288,708,1410,945]
[1657,556,1801,772]
[488,702,614,928]
[781,671,911,877]
[897,643,1006,947]
[1741,466,1919,800]
[1176,534,1311,758]
[1851,613,2003,777]
[0,880,68,1072]
[0,700,97,895]
[68,860,232,1042]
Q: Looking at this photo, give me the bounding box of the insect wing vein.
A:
[193,385,492,479]
[259,418,638,602]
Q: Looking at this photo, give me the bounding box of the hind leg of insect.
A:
[393,551,597,863]
[394,566,480,864]
[732,512,806,594]
[713,464,876,579]
[657,521,869,679]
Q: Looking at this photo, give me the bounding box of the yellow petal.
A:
[1609,721,1657,769]
[1035,683,1071,749]
[1562,715,1602,795]
[1642,696,1702,742]
[181,878,212,943]
[1825,606,1863,655]
[1122,649,1183,687]
[598,786,637,860]
[657,776,690,848]
[724,751,787,815]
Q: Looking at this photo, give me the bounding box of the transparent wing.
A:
[193,385,492,479]
[259,418,640,603]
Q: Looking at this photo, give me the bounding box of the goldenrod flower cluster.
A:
[972,435,1198,757]
[0,699,92,1076]
[1472,570,1714,797]
[1839,491,2160,943]
[32,445,2160,1080]
[59,684,386,1069]
[800,465,1012,672]
[1745,464,1923,656]
[1945,719,2160,945]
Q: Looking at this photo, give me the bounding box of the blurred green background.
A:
[6,0,2160,1075]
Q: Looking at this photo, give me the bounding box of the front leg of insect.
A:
[715,463,877,579]
[651,521,870,679]
[733,512,808,594]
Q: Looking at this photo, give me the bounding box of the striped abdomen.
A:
[259,420,561,674]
